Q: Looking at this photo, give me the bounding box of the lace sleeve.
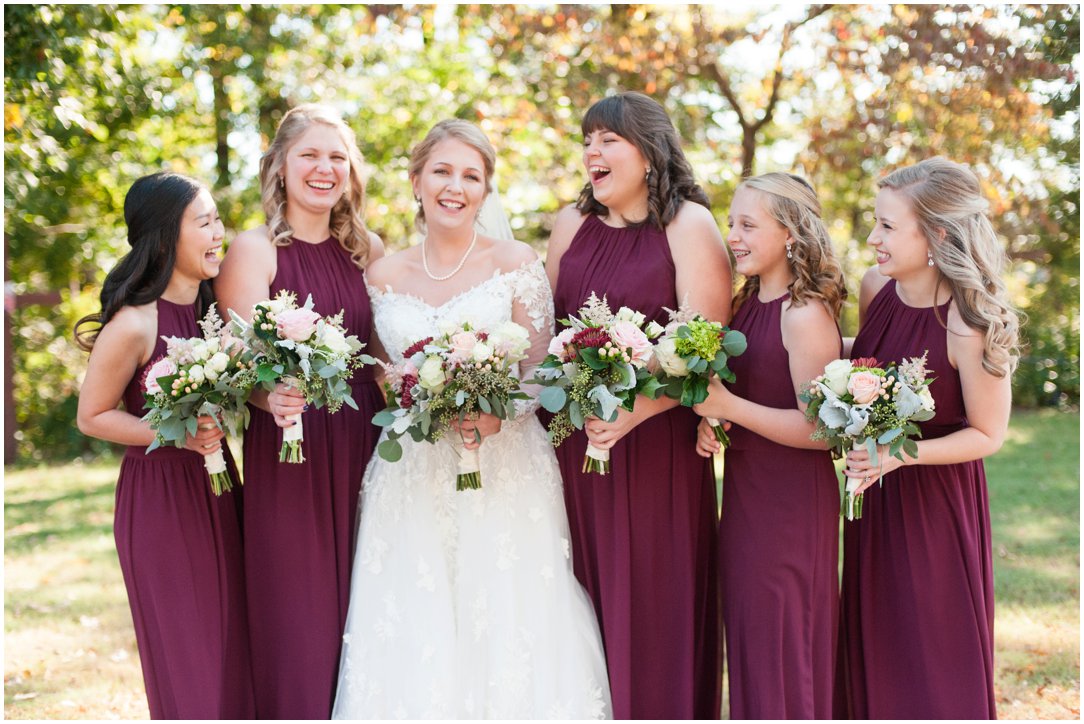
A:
[510,259,555,419]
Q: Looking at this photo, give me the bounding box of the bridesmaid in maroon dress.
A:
[75,172,254,719]
[693,173,846,718]
[836,158,1019,719]
[545,91,731,719]
[216,105,385,719]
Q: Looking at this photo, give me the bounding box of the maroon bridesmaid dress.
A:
[114,297,254,719]
[239,238,383,719]
[551,213,722,719]
[720,292,840,718]
[836,280,996,718]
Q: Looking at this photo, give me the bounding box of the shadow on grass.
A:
[5,480,117,555]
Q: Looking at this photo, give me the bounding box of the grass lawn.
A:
[4,409,1080,719]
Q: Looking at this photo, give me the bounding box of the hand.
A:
[183,415,225,454]
[695,416,730,458]
[584,407,641,451]
[450,412,502,450]
[268,382,306,429]
[691,377,730,420]
[844,443,906,494]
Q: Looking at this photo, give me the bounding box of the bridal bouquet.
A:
[231,290,374,464]
[799,353,936,520]
[142,305,257,495]
[652,307,748,446]
[533,293,664,474]
[373,320,532,490]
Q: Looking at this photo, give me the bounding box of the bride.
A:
[332,119,612,719]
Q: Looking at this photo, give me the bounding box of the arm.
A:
[543,205,587,293]
[694,300,841,451]
[586,202,731,450]
[215,228,303,424]
[76,306,224,452]
[845,304,1012,491]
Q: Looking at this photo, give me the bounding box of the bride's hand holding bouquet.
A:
[373,320,532,490]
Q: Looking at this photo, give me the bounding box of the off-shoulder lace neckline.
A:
[365,258,543,312]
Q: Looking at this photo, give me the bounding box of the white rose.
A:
[204,365,220,382]
[471,341,494,363]
[319,325,352,356]
[917,386,935,412]
[644,320,665,339]
[654,337,689,377]
[191,341,210,362]
[823,359,854,397]
[615,306,646,327]
[208,352,230,373]
[266,298,288,315]
[188,364,206,384]
[205,337,221,354]
[418,355,447,392]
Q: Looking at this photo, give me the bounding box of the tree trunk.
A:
[212,66,229,188]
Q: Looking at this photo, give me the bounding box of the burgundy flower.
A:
[571,327,611,350]
[402,337,434,358]
[851,356,881,369]
[399,373,418,408]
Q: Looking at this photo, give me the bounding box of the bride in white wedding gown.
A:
[332,120,611,719]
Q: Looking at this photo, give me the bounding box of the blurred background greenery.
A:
[4,4,1079,463]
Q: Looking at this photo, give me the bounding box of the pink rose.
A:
[275,307,321,342]
[446,331,478,364]
[609,320,652,364]
[144,357,177,395]
[847,371,883,405]
[548,328,577,361]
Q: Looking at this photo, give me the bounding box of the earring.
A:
[927,251,935,267]
[786,243,793,260]
[645,167,652,180]
[278,176,285,189]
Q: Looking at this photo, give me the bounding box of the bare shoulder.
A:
[364,243,415,289]
[782,297,837,333]
[492,238,539,273]
[859,266,890,306]
[366,230,386,264]
[547,205,588,254]
[667,201,725,254]
[96,303,157,362]
[229,225,274,255]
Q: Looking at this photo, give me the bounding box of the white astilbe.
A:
[897,351,930,388]
[579,292,614,327]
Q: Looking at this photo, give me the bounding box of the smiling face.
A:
[868,187,932,279]
[411,138,489,236]
[281,123,350,215]
[726,186,791,279]
[582,126,650,219]
[173,188,225,283]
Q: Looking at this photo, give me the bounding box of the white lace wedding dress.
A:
[332,259,612,719]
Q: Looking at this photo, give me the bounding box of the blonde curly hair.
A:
[258,104,371,269]
[731,172,848,319]
[879,157,1020,377]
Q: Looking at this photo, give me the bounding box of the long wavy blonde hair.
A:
[732,172,848,319]
[258,104,371,269]
[880,157,1021,377]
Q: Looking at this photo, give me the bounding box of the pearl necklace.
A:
[422,229,478,281]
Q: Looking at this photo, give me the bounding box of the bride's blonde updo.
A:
[731,172,848,319]
[408,119,496,233]
[880,157,1021,378]
[258,103,371,269]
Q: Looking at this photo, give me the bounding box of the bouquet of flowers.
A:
[142,305,257,495]
[231,290,374,464]
[533,293,664,474]
[652,306,748,446]
[799,353,936,520]
[373,320,532,490]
